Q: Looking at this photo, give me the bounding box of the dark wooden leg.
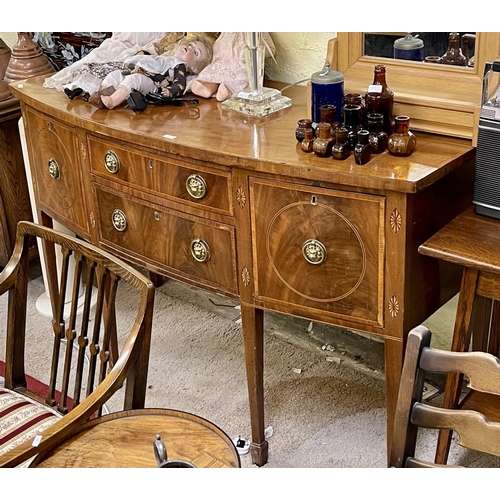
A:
[240,304,268,466]
[435,267,478,464]
[384,336,404,464]
[470,295,492,352]
[149,271,164,287]
[487,300,500,357]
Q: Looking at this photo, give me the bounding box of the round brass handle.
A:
[302,239,327,265]
[111,209,127,232]
[48,158,60,179]
[104,150,120,174]
[186,174,207,199]
[191,238,210,262]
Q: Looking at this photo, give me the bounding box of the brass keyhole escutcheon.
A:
[191,238,210,262]
[48,158,60,179]
[111,209,127,232]
[104,150,120,174]
[302,239,327,265]
[186,174,207,199]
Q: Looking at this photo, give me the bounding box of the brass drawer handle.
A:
[302,239,327,265]
[111,209,127,232]
[48,158,60,179]
[186,174,207,199]
[104,150,120,174]
[191,238,210,262]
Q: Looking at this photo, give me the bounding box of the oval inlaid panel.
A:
[266,201,366,302]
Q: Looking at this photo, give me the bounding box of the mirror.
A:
[327,32,500,144]
[364,32,476,67]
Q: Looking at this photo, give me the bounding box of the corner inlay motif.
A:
[388,295,400,318]
[241,266,250,287]
[390,208,402,234]
[236,186,246,209]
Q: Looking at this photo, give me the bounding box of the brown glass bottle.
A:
[441,32,467,66]
[342,104,362,149]
[344,93,365,126]
[354,130,372,165]
[388,115,417,156]
[331,127,350,160]
[313,122,333,158]
[366,113,388,154]
[365,65,394,137]
[301,128,315,153]
[295,118,313,142]
[318,104,340,136]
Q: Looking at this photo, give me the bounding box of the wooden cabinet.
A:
[0,98,35,266]
[12,79,476,467]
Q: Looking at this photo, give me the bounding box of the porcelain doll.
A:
[191,32,275,102]
[91,35,214,109]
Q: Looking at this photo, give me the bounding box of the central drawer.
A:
[88,135,233,216]
[94,184,238,295]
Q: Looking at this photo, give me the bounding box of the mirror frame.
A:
[327,32,500,144]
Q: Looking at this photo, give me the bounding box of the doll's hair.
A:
[162,32,215,74]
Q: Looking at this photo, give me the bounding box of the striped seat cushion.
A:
[0,388,62,461]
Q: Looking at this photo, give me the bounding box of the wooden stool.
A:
[419,205,500,464]
[30,409,241,468]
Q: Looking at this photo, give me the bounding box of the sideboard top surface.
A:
[11,77,475,194]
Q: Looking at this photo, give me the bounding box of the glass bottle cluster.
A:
[295,65,417,165]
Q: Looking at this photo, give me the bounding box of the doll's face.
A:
[174,41,208,71]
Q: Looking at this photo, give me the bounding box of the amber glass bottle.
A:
[388,115,417,156]
[342,104,362,149]
[295,118,313,143]
[344,93,365,126]
[365,65,394,137]
[301,128,315,153]
[354,130,372,165]
[367,113,388,154]
[313,122,333,157]
[331,127,350,160]
[441,32,467,66]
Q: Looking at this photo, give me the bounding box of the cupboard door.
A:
[24,108,88,235]
[250,178,385,327]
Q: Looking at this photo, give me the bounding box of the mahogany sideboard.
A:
[11,78,475,466]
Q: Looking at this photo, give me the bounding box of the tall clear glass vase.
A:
[222,32,292,117]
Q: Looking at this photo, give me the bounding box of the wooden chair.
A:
[389,325,500,468]
[0,221,155,467]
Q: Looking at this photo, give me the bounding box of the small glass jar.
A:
[331,127,350,160]
[313,122,333,158]
[318,104,339,136]
[388,115,417,156]
[295,118,313,143]
[354,130,372,165]
[367,113,388,154]
[301,128,315,153]
[342,104,362,149]
[344,93,365,126]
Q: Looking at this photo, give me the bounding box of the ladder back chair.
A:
[0,221,155,467]
[389,325,500,468]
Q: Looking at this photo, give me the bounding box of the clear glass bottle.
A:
[301,128,315,153]
[295,118,313,143]
[367,113,388,154]
[313,122,333,158]
[342,104,362,149]
[331,127,350,160]
[354,130,372,165]
[388,115,417,156]
[441,32,467,66]
[365,65,394,137]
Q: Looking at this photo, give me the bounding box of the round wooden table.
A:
[30,408,241,468]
